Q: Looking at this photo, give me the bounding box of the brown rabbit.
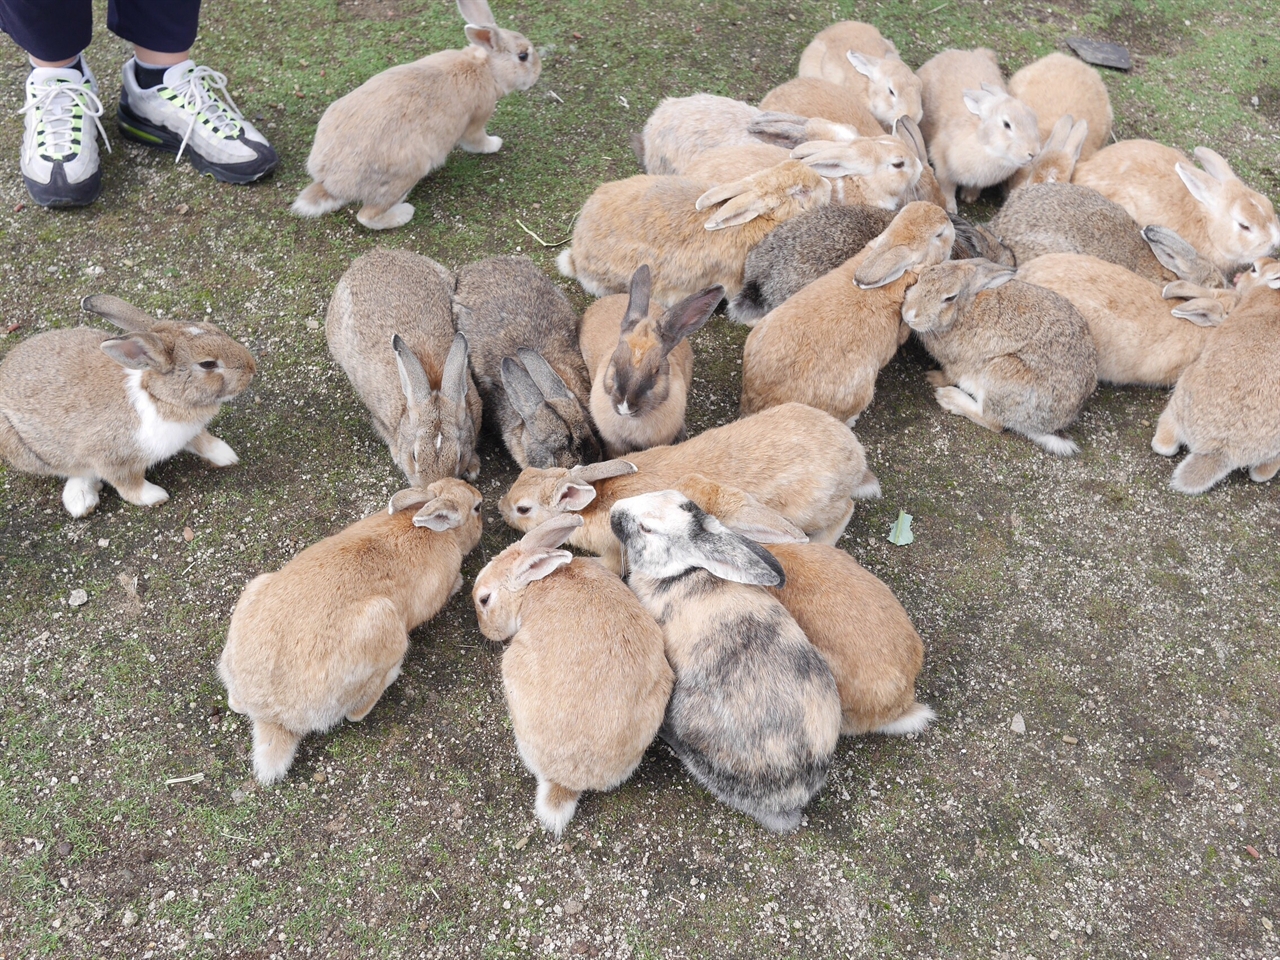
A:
[219,479,484,783]
[789,136,923,210]
[473,514,673,836]
[796,21,924,126]
[759,77,884,136]
[292,0,541,229]
[579,265,723,457]
[0,295,255,517]
[1004,114,1089,192]
[1007,52,1112,161]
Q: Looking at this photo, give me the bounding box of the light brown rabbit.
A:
[680,141,793,183]
[740,202,956,424]
[579,265,723,457]
[500,402,881,570]
[1073,141,1280,274]
[639,93,862,175]
[1017,253,1225,386]
[764,542,933,737]
[916,48,1040,212]
[789,135,922,209]
[796,22,923,128]
[473,514,673,836]
[902,259,1098,455]
[326,249,483,484]
[557,159,832,307]
[1007,52,1112,161]
[1004,114,1089,192]
[758,77,884,136]
[292,0,540,229]
[0,295,255,517]
[893,115,950,207]
[1153,257,1280,494]
[219,479,484,784]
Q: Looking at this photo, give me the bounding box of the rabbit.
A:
[1017,253,1229,386]
[500,401,881,570]
[730,203,1012,325]
[219,479,484,784]
[326,248,483,484]
[291,0,541,230]
[1152,257,1280,494]
[891,115,950,208]
[740,202,956,424]
[1004,114,1090,192]
[611,490,842,833]
[1072,141,1280,275]
[680,141,793,183]
[0,294,255,518]
[916,48,1040,212]
[758,77,884,137]
[454,256,602,469]
[472,514,673,836]
[990,182,1230,288]
[789,136,922,210]
[1006,52,1112,161]
[557,159,833,308]
[639,93,862,175]
[579,264,723,458]
[902,258,1098,455]
[796,21,924,127]
[763,542,933,737]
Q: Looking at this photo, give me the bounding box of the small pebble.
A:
[97,538,109,548]
[57,841,72,855]
[183,526,195,542]
[175,203,190,215]
[68,589,88,607]
[305,319,320,331]
[312,771,326,783]
[1063,735,1078,745]
[121,909,138,928]
[564,899,584,915]
[1010,713,1026,734]
[514,836,529,850]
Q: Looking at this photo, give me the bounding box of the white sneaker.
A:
[18,59,109,207]
[117,58,278,183]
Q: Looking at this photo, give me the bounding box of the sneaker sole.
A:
[117,102,278,184]
[23,166,101,208]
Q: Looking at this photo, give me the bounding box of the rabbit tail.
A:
[728,280,768,325]
[251,718,302,784]
[1171,451,1232,495]
[534,780,581,837]
[556,248,577,279]
[292,181,346,217]
[873,701,936,736]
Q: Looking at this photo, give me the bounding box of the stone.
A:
[122,909,138,928]
[564,900,584,915]
[68,589,88,607]
[1010,713,1026,734]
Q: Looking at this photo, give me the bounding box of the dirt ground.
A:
[1,1,1278,958]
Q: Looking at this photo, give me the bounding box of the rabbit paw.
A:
[450,573,465,598]
[925,369,951,388]
[357,203,415,230]
[461,134,503,154]
[62,477,102,518]
[135,481,171,507]
[187,433,239,467]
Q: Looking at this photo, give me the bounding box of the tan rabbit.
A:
[1007,52,1112,161]
[680,141,792,183]
[219,479,484,784]
[500,402,881,569]
[796,21,924,127]
[902,259,1098,455]
[1152,257,1280,494]
[1072,141,1280,274]
[0,295,254,517]
[789,136,922,209]
[557,159,832,307]
[326,249,483,484]
[292,0,540,229]
[473,514,673,836]
[740,201,956,424]
[893,116,950,208]
[639,93,862,176]
[1005,114,1089,192]
[579,265,723,457]
[764,543,933,737]
[916,48,1040,212]
[758,77,884,136]
[1017,253,1226,386]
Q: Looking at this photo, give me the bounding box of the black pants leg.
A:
[0,0,201,62]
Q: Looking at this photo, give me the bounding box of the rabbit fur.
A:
[789,136,923,209]
[472,514,673,836]
[500,402,882,569]
[1005,114,1090,192]
[326,249,483,484]
[454,256,602,469]
[916,48,1040,212]
[219,479,484,784]
[1006,52,1112,161]
[1073,141,1280,275]
[759,77,884,137]
[796,21,924,127]
[0,294,255,517]
[680,142,793,183]
[1152,257,1280,494]
[579,265,723,457]
[611,490,842,833]
[292,0,540,230]
[557,160,833,308]
[902,258,1098,455]
[740,202,956,424]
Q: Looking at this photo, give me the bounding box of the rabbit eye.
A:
[478,593,491,607]
[518,50,529,62]
[516,505,531,516]
[1238,222,1252,232]
[942,294,958,303]
[892,160,905,169]
[638,522,655,535]
[888,87,896,97]
[197,360,219,371]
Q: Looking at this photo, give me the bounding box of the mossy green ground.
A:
[1,1,1278,957]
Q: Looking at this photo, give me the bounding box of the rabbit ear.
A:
[1170,298,1227,327]
[1176,163,1222,207]
[621,264,653,333]
[720,506,808,544]
[100,333,171,371]
[517,349,573,401]
[388,487,432,514]
[464,24,498,50]
[796,144,879,179]
[660,285,723,351]
[747,112,809,148]
[695,175,754,212]
[855,243,914,289]
[519,513,584,549]
[570,458,637,483]
[457,0,496,26]
[685,511,786,587]
[81,294,156,332]
[393,334,434,405]
[892,116,928,164]
[1192,146,1236,182]
[845,50,877,78]
[501,357,545,420]
[441,333,471,408]
[1043,113,1074,152]
[962,86,998,116]
[1145,226,1216,282]
[510,548,573,588]
[701,189,774,230]
[971,261,1017,292]
[551,478,597,510]
[1063,118,1089,164]
[413,496,466,530]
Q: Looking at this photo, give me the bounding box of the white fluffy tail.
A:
[534,779,580,837]
[556,248,577,279]
[252,718,302,784]
[291,181,345,218]
[1027,431,1080,457]
[875,702,936,737]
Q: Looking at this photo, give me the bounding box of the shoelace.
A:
[164,65,245,164]
[19,78,111,162]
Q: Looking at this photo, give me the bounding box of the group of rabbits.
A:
[3,3,1279,836]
